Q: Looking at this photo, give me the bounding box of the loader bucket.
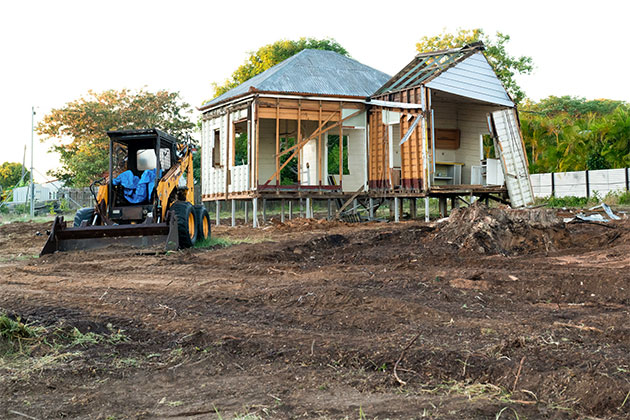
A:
[40,214,179,256]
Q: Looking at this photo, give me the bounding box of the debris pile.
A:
[435,203,570,255]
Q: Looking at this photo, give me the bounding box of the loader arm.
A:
[156,150,194,220]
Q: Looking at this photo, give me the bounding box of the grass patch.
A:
[617,191,630,205]
[0,314,44,355]
[194,235,271,249]
[194,237,237,249]
[0,312,131,379]
[542,196,590,208]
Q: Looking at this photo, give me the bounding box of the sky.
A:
[1,0,629,182]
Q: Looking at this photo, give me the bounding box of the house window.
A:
[212,129,221,168]
[234,120,248,166]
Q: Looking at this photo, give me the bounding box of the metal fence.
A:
[530,168,630,198]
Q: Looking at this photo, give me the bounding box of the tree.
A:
[0,162,29,190]
[416,29,533,104]
[519,96,630,173]
[37,89,195,187]
[211,38,349,98]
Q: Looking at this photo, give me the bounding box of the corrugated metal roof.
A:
[202,49,391,109]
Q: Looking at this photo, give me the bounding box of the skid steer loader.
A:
[40,128,211,256]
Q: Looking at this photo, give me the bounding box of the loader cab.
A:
[106,129,179,223]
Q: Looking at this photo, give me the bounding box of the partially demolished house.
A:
[199,44,533,225]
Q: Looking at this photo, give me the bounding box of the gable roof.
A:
[201,49,391,110]
[425,52,514,107]
[373,42,514,107]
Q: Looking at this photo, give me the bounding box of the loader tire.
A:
[73,207,95,227]
[171,201,198,248]
[194,205,211,241]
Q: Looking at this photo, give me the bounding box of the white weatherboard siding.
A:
[426,53,514,108]
[491,109,534,207]
[343,128,366,192]
[201,108,248,196]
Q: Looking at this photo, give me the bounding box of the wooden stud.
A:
[318,101,322,186]
[263,110,361,187]
[297,100,302,185]
[339,103,343,187]
[255,104,260,188]
[276,109,354,159]
[275,99,280,186]
[225,111,230,199]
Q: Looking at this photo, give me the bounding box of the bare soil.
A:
[1,206,630,419]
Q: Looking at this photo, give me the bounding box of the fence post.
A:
[585,170,590,198]
[626,168,629,191]
[550,172,555,197]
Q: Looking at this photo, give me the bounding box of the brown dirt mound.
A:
[435,203,574,255]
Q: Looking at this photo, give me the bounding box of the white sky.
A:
[1,0,628,182]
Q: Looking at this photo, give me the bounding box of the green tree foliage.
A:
[0,162,29,190]
[520,96,630,172]
[37,89,195,187]
[211,38,349,98]
[416,29,533,104]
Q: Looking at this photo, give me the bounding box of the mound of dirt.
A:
[435,203,572,255]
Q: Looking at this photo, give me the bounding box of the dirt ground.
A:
[1,205,630,420]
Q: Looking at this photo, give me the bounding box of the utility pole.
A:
[30,106,35,218]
